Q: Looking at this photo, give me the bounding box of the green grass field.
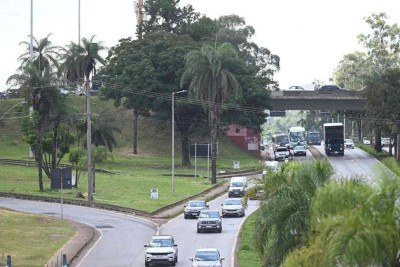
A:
[0,97,262,212]
[0,208,76,266]
[237,209,263,267]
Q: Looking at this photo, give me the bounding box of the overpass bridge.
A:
[270,90,366,111]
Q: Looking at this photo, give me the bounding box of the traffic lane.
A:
[0,197,156,267]
[156,178,260,267]
[314,145,393,183]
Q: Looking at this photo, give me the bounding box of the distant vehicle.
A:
[221,198,245,217]
[381,137,391,147]
[190,248,225,267]
[323,123,344,156]
[288,126,307,156]
[197,210,222,233]
[319,85,347,92]
[286,85,305,91]
[363,137,371,145]
[274,146,290,161]
[144,235,178,266]
[228,176,247,197]
[344,139,355,149]
[184,200,208,219]
[307,131,321,145]
[271,133,290,153]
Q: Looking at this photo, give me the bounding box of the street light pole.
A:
[172,90,187,194]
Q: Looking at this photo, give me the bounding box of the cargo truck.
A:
[323,123,344,156]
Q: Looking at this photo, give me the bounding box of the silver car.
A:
[344,139,354,149]
[221,198,245,217]
[184,200,208,219]
[190,248,224,267]
[144,235,178,266]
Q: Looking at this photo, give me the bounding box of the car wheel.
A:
[145,262,150,267]
[171,260,176,266]
[184,214,188,219]
[241,212,245,217]
[197,228,201,233]
[218,228,222,233]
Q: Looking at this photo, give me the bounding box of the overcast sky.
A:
[1,0,400,91]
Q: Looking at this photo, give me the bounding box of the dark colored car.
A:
[197,210,222,233]
[184,200,208,219]
[319,85,347,92]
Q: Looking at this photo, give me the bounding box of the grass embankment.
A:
[358,144,400,177]
[237,209,262,267]
[0,208,75,266]
[0,97,263,212]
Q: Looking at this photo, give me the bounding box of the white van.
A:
[228,176,247,197]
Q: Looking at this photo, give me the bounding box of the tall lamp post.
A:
[172,90,187,194]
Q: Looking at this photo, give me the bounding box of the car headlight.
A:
[145,253,151,257]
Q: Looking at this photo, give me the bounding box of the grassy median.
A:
[0,208,76,266]
[237,209,262,267]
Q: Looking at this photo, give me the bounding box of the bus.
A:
[271,133,290,153]
[307,131,321,145]
[288,126,307,156]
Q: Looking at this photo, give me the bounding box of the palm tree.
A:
[254,160,333,266]
[7,62,60,190]
[18,33,62,73]
[283,176,400,266]
[61,36,106,84]
[181,44,240,183]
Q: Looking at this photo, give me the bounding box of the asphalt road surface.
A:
[314,145,394,184]
[0,175,261,267]
[0,198,156,267]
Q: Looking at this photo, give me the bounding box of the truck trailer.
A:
[323,123,344,156]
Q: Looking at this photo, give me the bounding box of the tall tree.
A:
[9,62,60,190]
[181,44,240,183]
[18,33,62,73]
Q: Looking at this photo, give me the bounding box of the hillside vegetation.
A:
[0,96,262,212]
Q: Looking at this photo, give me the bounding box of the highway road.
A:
[314,145,394,183]
[0,175,261,267]
[0,197,156,267]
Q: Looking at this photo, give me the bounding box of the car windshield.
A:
[309,132,320,138]
[345,139,353,143]
[231,182,243,187]
[194,251,219,261]
[224,199,241,205]
[149,238,172,247]
[188,201,205,207]
[277,148,288,152]
[199,211,219,218]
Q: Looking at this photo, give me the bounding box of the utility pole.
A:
[86,79,93,202]
[78,0,81,45]
[30,0,33,61]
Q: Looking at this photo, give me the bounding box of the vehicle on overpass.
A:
[288,126,307,156]
[323,123,344,156]
[307,131,322,145]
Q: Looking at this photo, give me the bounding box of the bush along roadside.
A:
[237,209,262,267]
[358,144,400,177]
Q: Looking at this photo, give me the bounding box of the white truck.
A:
[228,176,247,197]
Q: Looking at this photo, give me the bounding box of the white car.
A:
[344,139,355,149]
[274,146,289,161]
[190,248,225,267]
[221,198,245,217]
[144,235,178,266]
[285,85,305,91]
